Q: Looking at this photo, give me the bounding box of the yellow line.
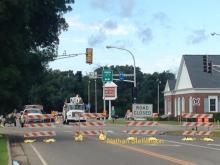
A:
[115,144,197,165]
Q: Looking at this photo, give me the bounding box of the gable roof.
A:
[183,55,220,88]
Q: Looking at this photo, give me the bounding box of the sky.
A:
[49,0,220,75]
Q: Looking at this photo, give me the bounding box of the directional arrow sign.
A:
[119,72,125,81]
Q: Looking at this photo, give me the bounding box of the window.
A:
[210,99,216,112]
[208,96,218,112]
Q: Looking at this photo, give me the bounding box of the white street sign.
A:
[193,98,200,106]
[132,104,153,118]
[103,82,117,100]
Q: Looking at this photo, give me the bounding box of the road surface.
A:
[1,123,220,165]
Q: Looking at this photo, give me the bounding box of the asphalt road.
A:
[1,123,220,165]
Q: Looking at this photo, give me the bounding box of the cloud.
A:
[103,20,118,30]
[152,11,171,29]
[90,0,110,10]
[113,40,133,48]
[88,30,106,47]
[120,0,135,17]
[65,15,87,31]
[94,19,135,36]
[187,29,208,44]
[138,28,153,44]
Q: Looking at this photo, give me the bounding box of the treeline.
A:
[4,66,174,116]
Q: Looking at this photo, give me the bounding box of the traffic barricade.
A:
[125,121,159,137]
[181,113,214,141]
[74,113,107,141]
[23,114,56,143]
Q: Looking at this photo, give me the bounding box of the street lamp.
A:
[106,45,137,102]
[157,79,161,114]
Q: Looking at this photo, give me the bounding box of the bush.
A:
[212,113,220,122]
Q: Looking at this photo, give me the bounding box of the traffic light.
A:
[203,55,208,72]
[86,48,93,64]
[208,61,212,73]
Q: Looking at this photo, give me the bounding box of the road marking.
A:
[143,144,180,147]
[207,144,220,147]
[105,130,114,133]
[64,131,72,133]
[165,140,220,151]
[116,144,197,165]
[30,144,48,165]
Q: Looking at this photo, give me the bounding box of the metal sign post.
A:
[103,82,117,120]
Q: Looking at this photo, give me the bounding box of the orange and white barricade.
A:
[181,113,214,141]
[23,114,56,143]
[74,113,107,141]
[125,121,159,136]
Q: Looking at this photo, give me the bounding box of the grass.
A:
[0,135,8,165]
[106,119,127,125]
[158,120,180,125]
[105,119,180,125]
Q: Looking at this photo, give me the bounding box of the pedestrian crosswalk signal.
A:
[86,48,93,64]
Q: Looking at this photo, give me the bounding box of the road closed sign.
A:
[132,104,153,118]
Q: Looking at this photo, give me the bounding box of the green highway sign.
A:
[102,69,113,82]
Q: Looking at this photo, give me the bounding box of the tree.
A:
[0,0,74,114]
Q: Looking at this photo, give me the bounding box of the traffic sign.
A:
[193,98,200,106]
[119,72,125,81]
[103,82,117,100]
[102,69,113,82]
[132,104,153,118]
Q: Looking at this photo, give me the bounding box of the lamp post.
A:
[106,46,137,102]
[157,79,161,114]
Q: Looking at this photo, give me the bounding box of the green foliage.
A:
[0,0,74,114]
[212,113,220,121]
[0,135,8,165]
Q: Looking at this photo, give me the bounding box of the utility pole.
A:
[88,80,90,113]
[157,79,161,114]
[95,79,97,113]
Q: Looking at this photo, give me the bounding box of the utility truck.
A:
[62,95,86,124]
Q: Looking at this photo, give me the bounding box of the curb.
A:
[7,137,12,165]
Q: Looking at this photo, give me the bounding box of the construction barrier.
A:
[78,113,106,119]
[181,113,214,141]
[182,113,213,119]
[23,114,56,143]
[182,122,213,127]
[125,121,159,136]
[74,113,107,141]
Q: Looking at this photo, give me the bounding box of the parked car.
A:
[20,107,54,127]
